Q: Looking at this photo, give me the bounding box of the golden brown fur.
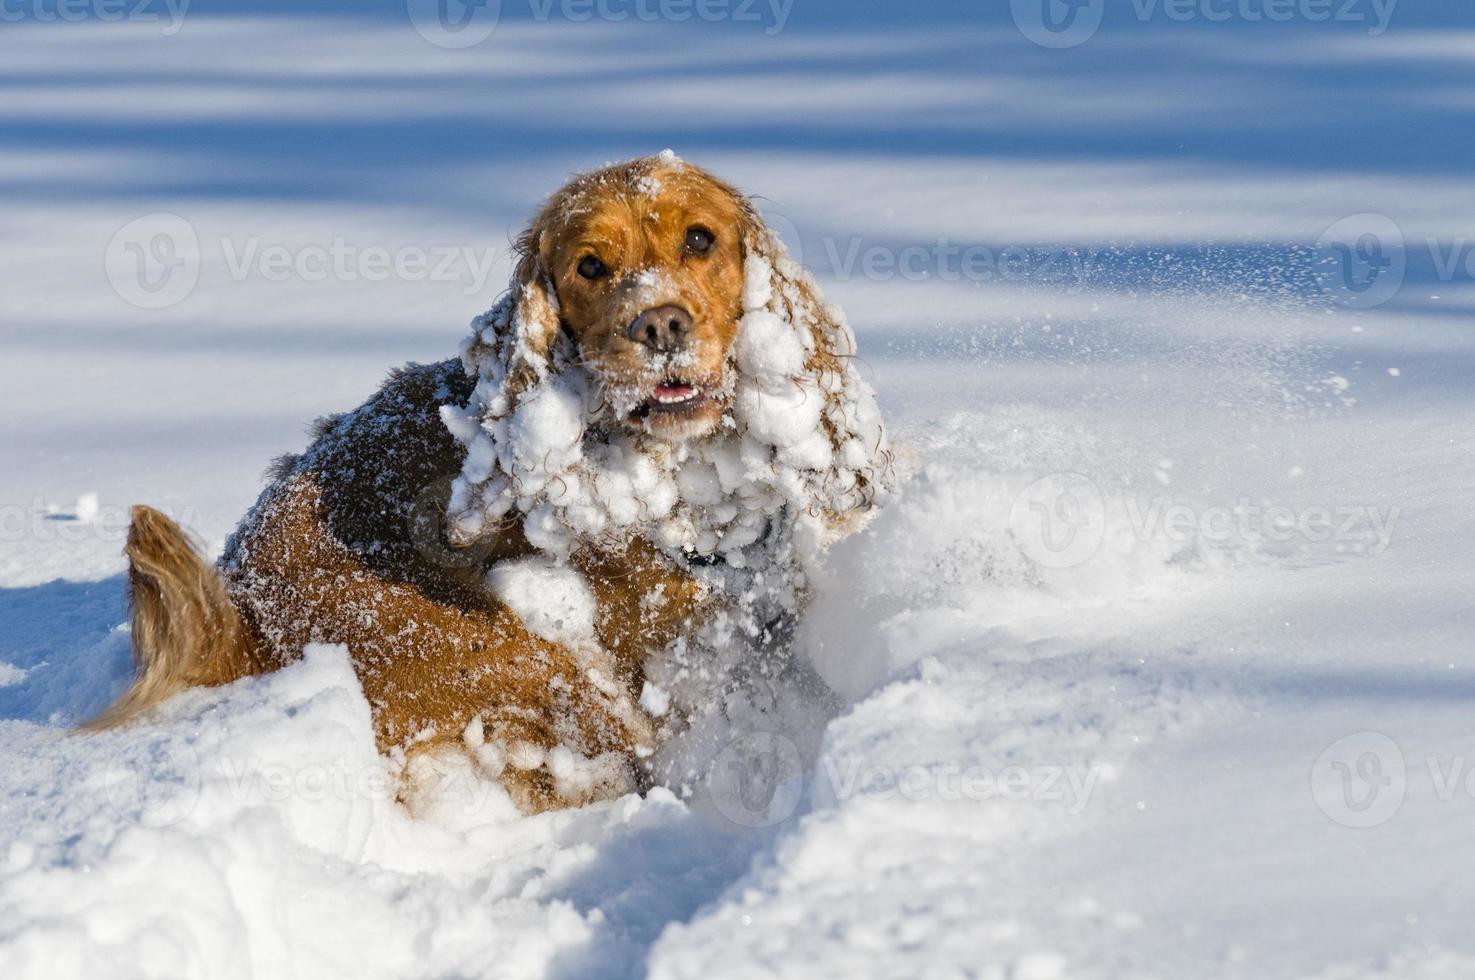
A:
[93,155,887,813]
[513,162,750,441]
[83,508,260,730]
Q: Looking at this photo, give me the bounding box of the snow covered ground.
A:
[3,2,1475,977]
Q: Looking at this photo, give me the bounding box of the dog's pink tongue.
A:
[654,384,696,399]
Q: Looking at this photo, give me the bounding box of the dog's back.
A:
[91,361,683,811]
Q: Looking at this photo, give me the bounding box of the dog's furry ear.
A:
[737,202,894,535]
[441,223,573,546]
[501,229,564,397]
[456,224,565,397]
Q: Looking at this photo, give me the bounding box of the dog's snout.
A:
[627,305,693,352]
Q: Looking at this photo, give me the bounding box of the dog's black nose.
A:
[628,305,693,352]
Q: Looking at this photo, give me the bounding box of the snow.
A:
[0,643,733,978]
[4,4,1475,979]
[486,556,599,648]
[72,493,101,524]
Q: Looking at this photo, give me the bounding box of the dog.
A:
[93,153,892,813]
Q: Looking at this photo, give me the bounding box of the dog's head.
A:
[444,153,891,560]
[510,155,748,442]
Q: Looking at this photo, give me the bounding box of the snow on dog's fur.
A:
[93,153,892,812]
[442,153,891,578]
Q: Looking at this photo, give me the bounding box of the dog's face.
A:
[525,160,750,442]
[446,155,895,553]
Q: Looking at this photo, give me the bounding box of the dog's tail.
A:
[85,506,258,729]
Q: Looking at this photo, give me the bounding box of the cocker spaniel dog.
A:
[95,153,892,813]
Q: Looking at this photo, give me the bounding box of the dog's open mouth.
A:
[631,379,709,418]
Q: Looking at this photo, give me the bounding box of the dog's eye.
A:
[577,255,609,280]
[684,226,715,255]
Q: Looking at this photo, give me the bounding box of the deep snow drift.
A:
[4,7,1475,979]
